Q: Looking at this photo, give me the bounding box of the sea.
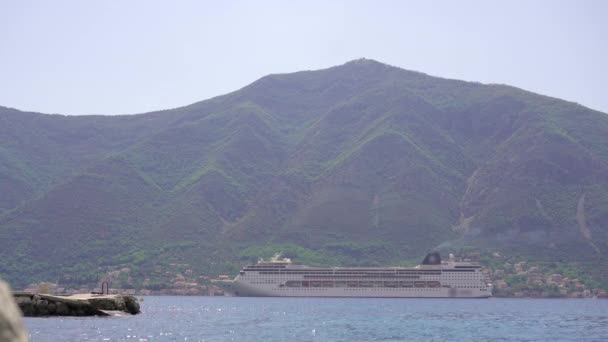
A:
[24,296,608,341]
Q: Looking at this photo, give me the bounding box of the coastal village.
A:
[19,253,608,298]
[22,263,227,297]
[463,251,608,298]
[488,261,607,298]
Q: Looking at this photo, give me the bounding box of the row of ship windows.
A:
[245,270,479,276]
[245,280,484,288]
[294,275,481,279]
[253,271,443,275]
[281,280,443,288]
[245,275,479,280]
[301,275,420,279]
[274,285,483,290]
[247,280,478,284]
[275,287,446,291]
[248,280,485,288]
[246,271,478,275]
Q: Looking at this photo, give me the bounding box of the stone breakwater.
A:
[13,292,141,317]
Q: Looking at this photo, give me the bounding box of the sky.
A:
[1,0,607,115]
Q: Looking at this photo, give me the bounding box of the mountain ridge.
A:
[1,59,607,288]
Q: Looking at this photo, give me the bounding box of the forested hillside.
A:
[1,59,607,288]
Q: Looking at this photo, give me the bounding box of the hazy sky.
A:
[1,0,607,115]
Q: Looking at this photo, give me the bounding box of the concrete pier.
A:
[13,292,140,317]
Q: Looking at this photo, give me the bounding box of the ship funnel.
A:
[422,252,442,265]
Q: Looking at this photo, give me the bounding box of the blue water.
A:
[25,297,608,341]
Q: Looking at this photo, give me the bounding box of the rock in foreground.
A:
[0,280,28,342]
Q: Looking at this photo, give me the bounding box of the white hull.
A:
[231,280,490,298]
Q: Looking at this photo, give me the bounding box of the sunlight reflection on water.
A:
[25,296,608,342]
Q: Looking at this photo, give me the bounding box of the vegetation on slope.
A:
[1,59,607,288]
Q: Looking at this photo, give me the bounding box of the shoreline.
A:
[20,293,605,299]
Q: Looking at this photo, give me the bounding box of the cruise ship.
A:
[214,252,492,298]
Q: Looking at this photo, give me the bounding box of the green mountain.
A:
[1,59,608,287]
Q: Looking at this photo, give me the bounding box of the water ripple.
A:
[25,297,608,342]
